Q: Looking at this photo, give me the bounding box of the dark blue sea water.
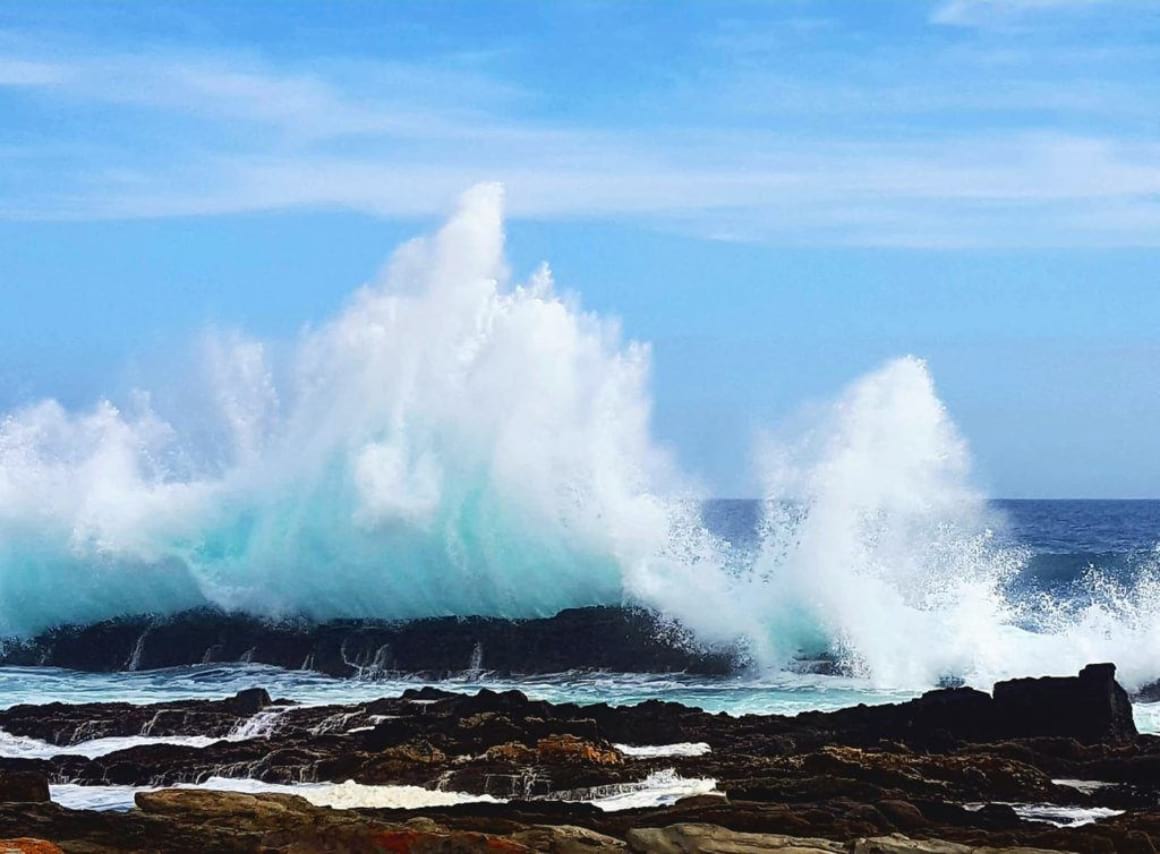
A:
[700,498,1160,593]
[996,500,1160,555]
[702,498,1160,563]
[996,500,1160,593]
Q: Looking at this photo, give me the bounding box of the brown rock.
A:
[486,742,538,763]
[369,829,533,853]
[511,824,626,852]
[626,823,845,852]
[876,801,929,831]
[381,740,448,765]
[0,773,49,803]
[407,817,450,833]
[851,837,1064,853]
[135,788,317,824]
[796,746,1052,802]
[536,736,623,767]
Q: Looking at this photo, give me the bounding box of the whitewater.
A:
[2,183,1160,695]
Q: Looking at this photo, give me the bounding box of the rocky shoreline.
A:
[0,663,1157,851]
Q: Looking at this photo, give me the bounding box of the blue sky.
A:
[1,0,1158,497]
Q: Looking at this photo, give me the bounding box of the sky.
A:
[0,0,1158,498]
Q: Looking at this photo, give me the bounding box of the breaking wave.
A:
[2,183,1158,691]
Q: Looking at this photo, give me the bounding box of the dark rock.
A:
[0,772,49,802]
[993,662,1137,743]
[791,665,1136,748]
[0,689,275,746]
[0,607,738,676]
[219,687,272,716]
[0,663,1155,851]
[875,800,929,831]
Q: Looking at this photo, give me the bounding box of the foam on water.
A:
[0,730,220,759]
[1013,805,1124,827]
[50,777,503,812]
[614,742,711,758]
[1052,779,1115,795]
[966,802,1125,828]
[547,769,720,811]
[227,706,290,740]
[50,771,710,813]
[2,183,1160,693]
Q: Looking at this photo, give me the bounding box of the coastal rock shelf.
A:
[0,664,1157,851]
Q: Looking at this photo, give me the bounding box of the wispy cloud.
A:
[1,15,1158,248]
[932,0,1109,28]
[0,57,64,86]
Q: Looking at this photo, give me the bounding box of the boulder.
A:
[220,687,273,716]
[992,662,1137,743]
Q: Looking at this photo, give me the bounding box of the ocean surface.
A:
[1,499,1157,732]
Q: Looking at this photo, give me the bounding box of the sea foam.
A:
[3,183,1160,692]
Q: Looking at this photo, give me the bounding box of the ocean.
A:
[2,499,1157,732]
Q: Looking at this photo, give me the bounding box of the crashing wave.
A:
[3,184,1160,691]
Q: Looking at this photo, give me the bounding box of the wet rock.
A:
[0,772,49,803]
[0,689,274,746]
[220,688,273,716]
[992,663,1136,744]
[0,607,739,676]
[0,663,1155,852]
[793,665,1135,749]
